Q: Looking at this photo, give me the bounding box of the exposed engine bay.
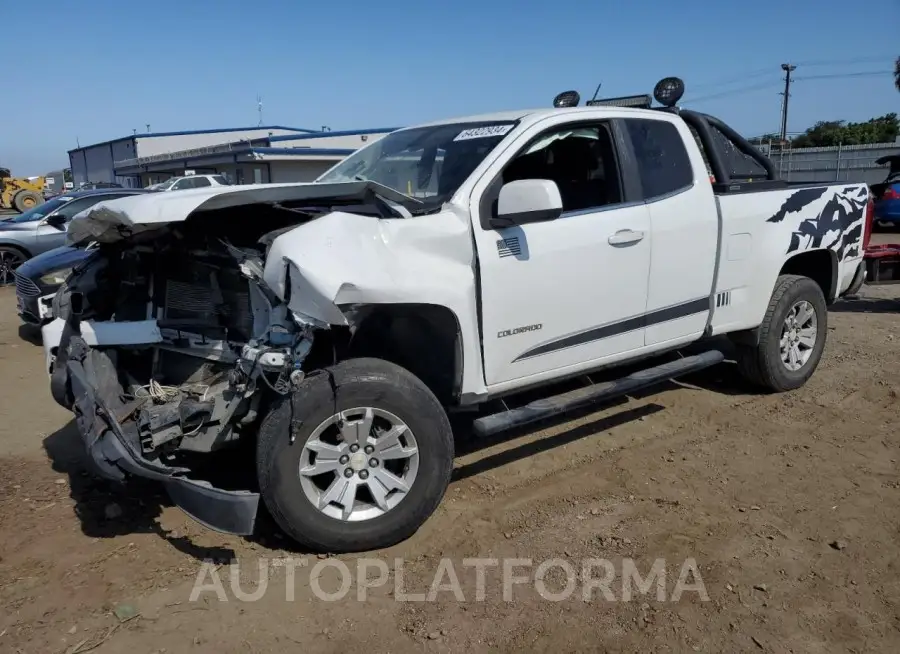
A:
[45,181,475,536]
[54,203,354,460]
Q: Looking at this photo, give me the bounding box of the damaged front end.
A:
[50,221,320,535]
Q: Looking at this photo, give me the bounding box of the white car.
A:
[146,174,230,192]
[43,77,871,553]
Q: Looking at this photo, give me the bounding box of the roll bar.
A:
[671,109,778,184]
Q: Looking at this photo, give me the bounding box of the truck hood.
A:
[66,180,419,246]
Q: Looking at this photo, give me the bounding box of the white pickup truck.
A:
[43,78,872,552]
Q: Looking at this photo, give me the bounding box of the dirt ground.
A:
[2,254,900,653]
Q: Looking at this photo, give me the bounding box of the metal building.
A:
[68,126,397,188]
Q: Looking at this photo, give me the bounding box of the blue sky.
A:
[3,0,897,174]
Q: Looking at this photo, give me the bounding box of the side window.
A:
[193,177,212,188]
[625,119,694,200]
[502,123,623,213]
[708,126,767,180]
[172,178,192,190]
[53,195,109,221]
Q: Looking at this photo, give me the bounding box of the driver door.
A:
[470,117,652,389]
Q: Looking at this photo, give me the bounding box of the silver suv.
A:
[0,188,148,285]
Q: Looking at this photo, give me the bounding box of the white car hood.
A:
[65,181,415,245]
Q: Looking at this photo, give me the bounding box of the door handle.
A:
[608,229,645,246]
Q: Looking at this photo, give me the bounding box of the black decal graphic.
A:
[767,187,829,223]
[778,187,867,260]
[513,298,708,361]
[836,224,863,260]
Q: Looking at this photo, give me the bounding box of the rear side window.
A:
[54,195,110,221]
[708,126,767,180]
[193,177,212,187]
[624,119,694,200]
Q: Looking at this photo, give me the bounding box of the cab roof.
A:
[405,106,666,130]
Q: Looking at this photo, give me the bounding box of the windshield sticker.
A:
[453,125,515,141]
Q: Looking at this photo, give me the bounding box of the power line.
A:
[684,80,782,105]
[793,54,896,67]
[796,70,892,81]
[691,69,777,92]
[688,55,895,93]
[685,68,892,105]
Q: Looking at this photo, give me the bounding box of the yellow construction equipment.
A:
[0,168,45,213]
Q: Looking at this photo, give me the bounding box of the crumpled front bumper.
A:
[59,329,260,535]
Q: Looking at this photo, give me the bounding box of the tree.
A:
[790,114,899,148]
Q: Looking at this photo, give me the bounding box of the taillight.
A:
[864,195,874,250]
[884,187,900,200]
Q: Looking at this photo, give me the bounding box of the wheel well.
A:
[0,242,32,259]
[779,249,836,302]
[339,304,464,406]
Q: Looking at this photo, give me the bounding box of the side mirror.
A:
[490,179,563,229]
[43,213,67,228]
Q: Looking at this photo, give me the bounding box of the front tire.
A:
[256,357,454,553]
[735,275,827,392]
[0,245,27,285]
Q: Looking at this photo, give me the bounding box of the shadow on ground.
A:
[43,420,238,563]
[830,296,900,314]
[17,324,42,346]
[39,341,759,555]
[452,339,761,477]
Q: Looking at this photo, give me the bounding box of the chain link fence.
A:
[755,140,900,184]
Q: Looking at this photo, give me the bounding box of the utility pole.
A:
[257,95,263,127]
[779,63,797,142]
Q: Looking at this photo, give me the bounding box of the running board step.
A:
[472,350,725,438]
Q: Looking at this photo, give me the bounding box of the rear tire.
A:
[13,190,42,212]
[256,357,454,553]
[735,275,827,392]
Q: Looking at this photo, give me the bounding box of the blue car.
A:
[14,244,94,325]
[873,154,900,227]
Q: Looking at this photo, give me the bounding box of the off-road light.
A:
[653,77,685,107]
[553,90,581,108]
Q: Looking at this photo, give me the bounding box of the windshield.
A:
[317,121,518,209]
[8,196,71,223]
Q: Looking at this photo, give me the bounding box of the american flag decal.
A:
[497,237,521,258]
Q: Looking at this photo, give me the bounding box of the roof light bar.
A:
[585,94,652,108]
